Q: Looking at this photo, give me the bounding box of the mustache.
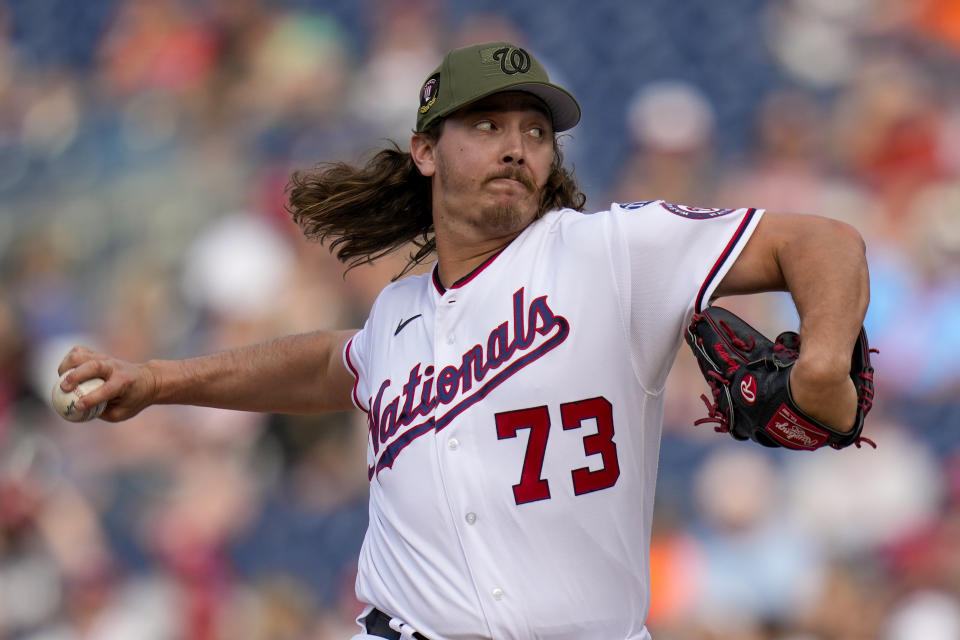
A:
[484,169,535,191]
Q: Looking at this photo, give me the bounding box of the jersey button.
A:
[446,334,455,345]
[447,438,460,451]
[492,588,504,600]
[465,512,477,525]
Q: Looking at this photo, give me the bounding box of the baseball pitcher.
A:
[57,42,872,639]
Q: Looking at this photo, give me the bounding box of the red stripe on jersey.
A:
[450,247,505,288]
[695,208,757,313]
[431,266,445,294]
[344,337,367,413]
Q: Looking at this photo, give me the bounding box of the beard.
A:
[478,201,525,233]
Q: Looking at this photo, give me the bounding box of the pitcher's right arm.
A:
[57,329,358,422]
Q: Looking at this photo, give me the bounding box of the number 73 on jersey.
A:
[495,396,620,505]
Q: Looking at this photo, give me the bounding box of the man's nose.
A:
[500,129,525,165]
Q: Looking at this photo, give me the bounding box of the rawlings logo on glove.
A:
[684,306,876,451]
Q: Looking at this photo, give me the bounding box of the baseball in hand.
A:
[51,372,107,422]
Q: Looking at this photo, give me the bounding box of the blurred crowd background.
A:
[0,0,958,638]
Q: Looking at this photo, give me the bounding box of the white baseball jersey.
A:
[344,201,763,640]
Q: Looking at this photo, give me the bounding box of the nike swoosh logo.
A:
[394,314,423,336]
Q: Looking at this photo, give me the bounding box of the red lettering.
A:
[714,343,740,375]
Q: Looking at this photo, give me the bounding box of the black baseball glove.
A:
[684,306,876,450]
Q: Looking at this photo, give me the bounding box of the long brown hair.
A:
[286,120,586,279]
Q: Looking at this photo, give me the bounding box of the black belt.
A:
[364,608,431,640]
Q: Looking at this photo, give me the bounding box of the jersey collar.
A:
[431,245,508,295]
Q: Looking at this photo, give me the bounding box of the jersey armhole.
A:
[342,336,368,413]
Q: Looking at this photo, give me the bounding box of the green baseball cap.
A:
[415,42,581,133]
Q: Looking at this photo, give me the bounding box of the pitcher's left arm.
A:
[715,213,870,432]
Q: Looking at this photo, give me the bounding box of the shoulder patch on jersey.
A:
[619,200,656,210]
[660,202,736,219]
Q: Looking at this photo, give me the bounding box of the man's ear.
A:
[410,133,437,177]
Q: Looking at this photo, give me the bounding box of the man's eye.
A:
[476,121,494,131]
[528,127,544,139]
